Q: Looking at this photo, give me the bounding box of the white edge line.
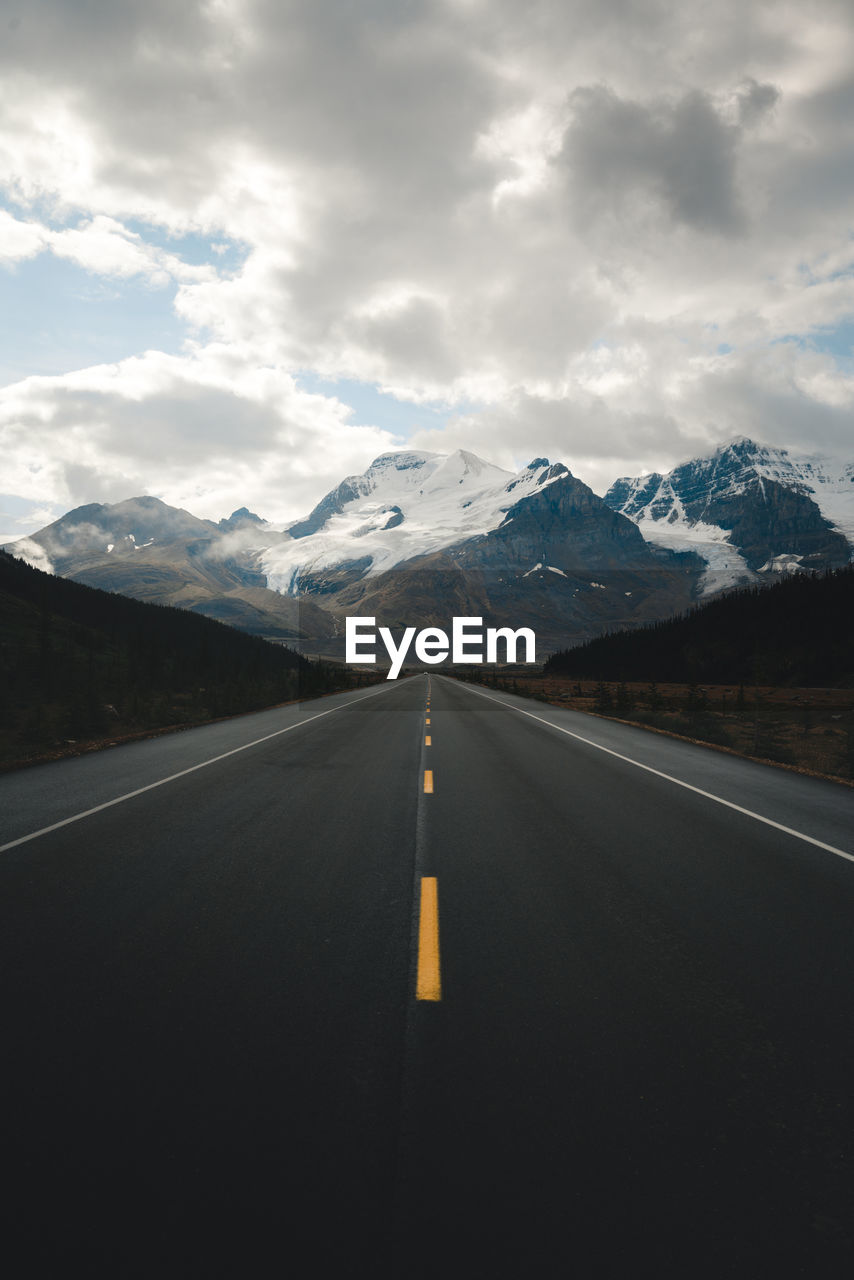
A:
[0,682,398,854]
[445,677,854,865]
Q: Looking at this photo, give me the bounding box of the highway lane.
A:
[402,675,854,1275]
[0,680,402,848]
[449,677,854,857]
[0,678,421,1276]
[1,673,853,1275]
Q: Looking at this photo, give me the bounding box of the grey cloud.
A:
[736,78,779,127]
[246,0,509,182]
[561,85,745,235]
[24,0,519,379]
[479,269,612,383]
[688,356,854,459]
[0,356,400,523]
[346,296,459,384]
[45,385,285,465]
[0,1,236,214]
[39,519,112,558]
[801,71,854,133]
[410,389,709,496]
[765,74,854,233]
[5,536,54,573]
[0,0,210,65]
[7,0,514,223]
[62,462,139,506]
[1,0,852,504]
[410,335,854,495]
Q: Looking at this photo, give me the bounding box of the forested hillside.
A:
[0,550,353,765]
[544,566,854,686]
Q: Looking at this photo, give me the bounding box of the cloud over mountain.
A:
[1,0,853,528]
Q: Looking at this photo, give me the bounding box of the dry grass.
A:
[495,674,854,786]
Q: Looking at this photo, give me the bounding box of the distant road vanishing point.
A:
[1,674,853,1277]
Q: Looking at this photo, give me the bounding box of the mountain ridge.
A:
[605,437,853,593]
[5,437,852,655]
[6,496,336,643]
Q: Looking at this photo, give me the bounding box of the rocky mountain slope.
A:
[605,437,853,594]
[261,449,560,592]
[7,496,336,642]
[271,454,701,649]
[7,438,852,657]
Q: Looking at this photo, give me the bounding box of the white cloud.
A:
[0,208,215,287]
[0,348,398,522]
[0,209,48,263]
[5,536,54,573]
[48,216,215,286]
[0,0,852,520]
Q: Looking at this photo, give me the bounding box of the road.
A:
[1,673,853,1276]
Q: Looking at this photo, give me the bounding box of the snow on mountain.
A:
[631,518,755,596]
[607,437,852,524]
[789,457,854,545]
[605,437,853,593]
[260,450,568,594]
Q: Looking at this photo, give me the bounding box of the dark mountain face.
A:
[332,550,700,653]
[8,439,851,660]
[605,472,664,517]
[6,469,704,655]
[329,472,702,650]
[606,438,803,523]
[605,437,853,580]
[29,496,219,573]
[453,470,654,572]
[287,478,366,539]
[447,472,701,647]
[704,479,849,571]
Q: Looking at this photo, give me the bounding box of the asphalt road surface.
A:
[1,673,853,1276]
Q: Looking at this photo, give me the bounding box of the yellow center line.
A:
[425,735,431,746]
[416,877,441,1001]
[425,717,430,724]
[423,769,434,793]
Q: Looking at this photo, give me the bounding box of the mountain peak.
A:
[452,447,490,467]
[366,450,435,473]
[604,437,853,592]
[119,495,169,508]
[716,435,772,456]
[219,506,264,530]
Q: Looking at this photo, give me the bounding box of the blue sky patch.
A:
[0,253,188,386]
[123,219,248,274]
[295,373,478,440]
[773,319,854,366]
[0,493,67,541]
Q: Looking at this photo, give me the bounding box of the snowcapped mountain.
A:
[5,451,701,653]
[261,450,569,593]
[262,450,700,648]
[605,438,853,594]
[8,438,851,657]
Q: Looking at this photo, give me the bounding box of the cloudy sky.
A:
[2,0,853,539]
